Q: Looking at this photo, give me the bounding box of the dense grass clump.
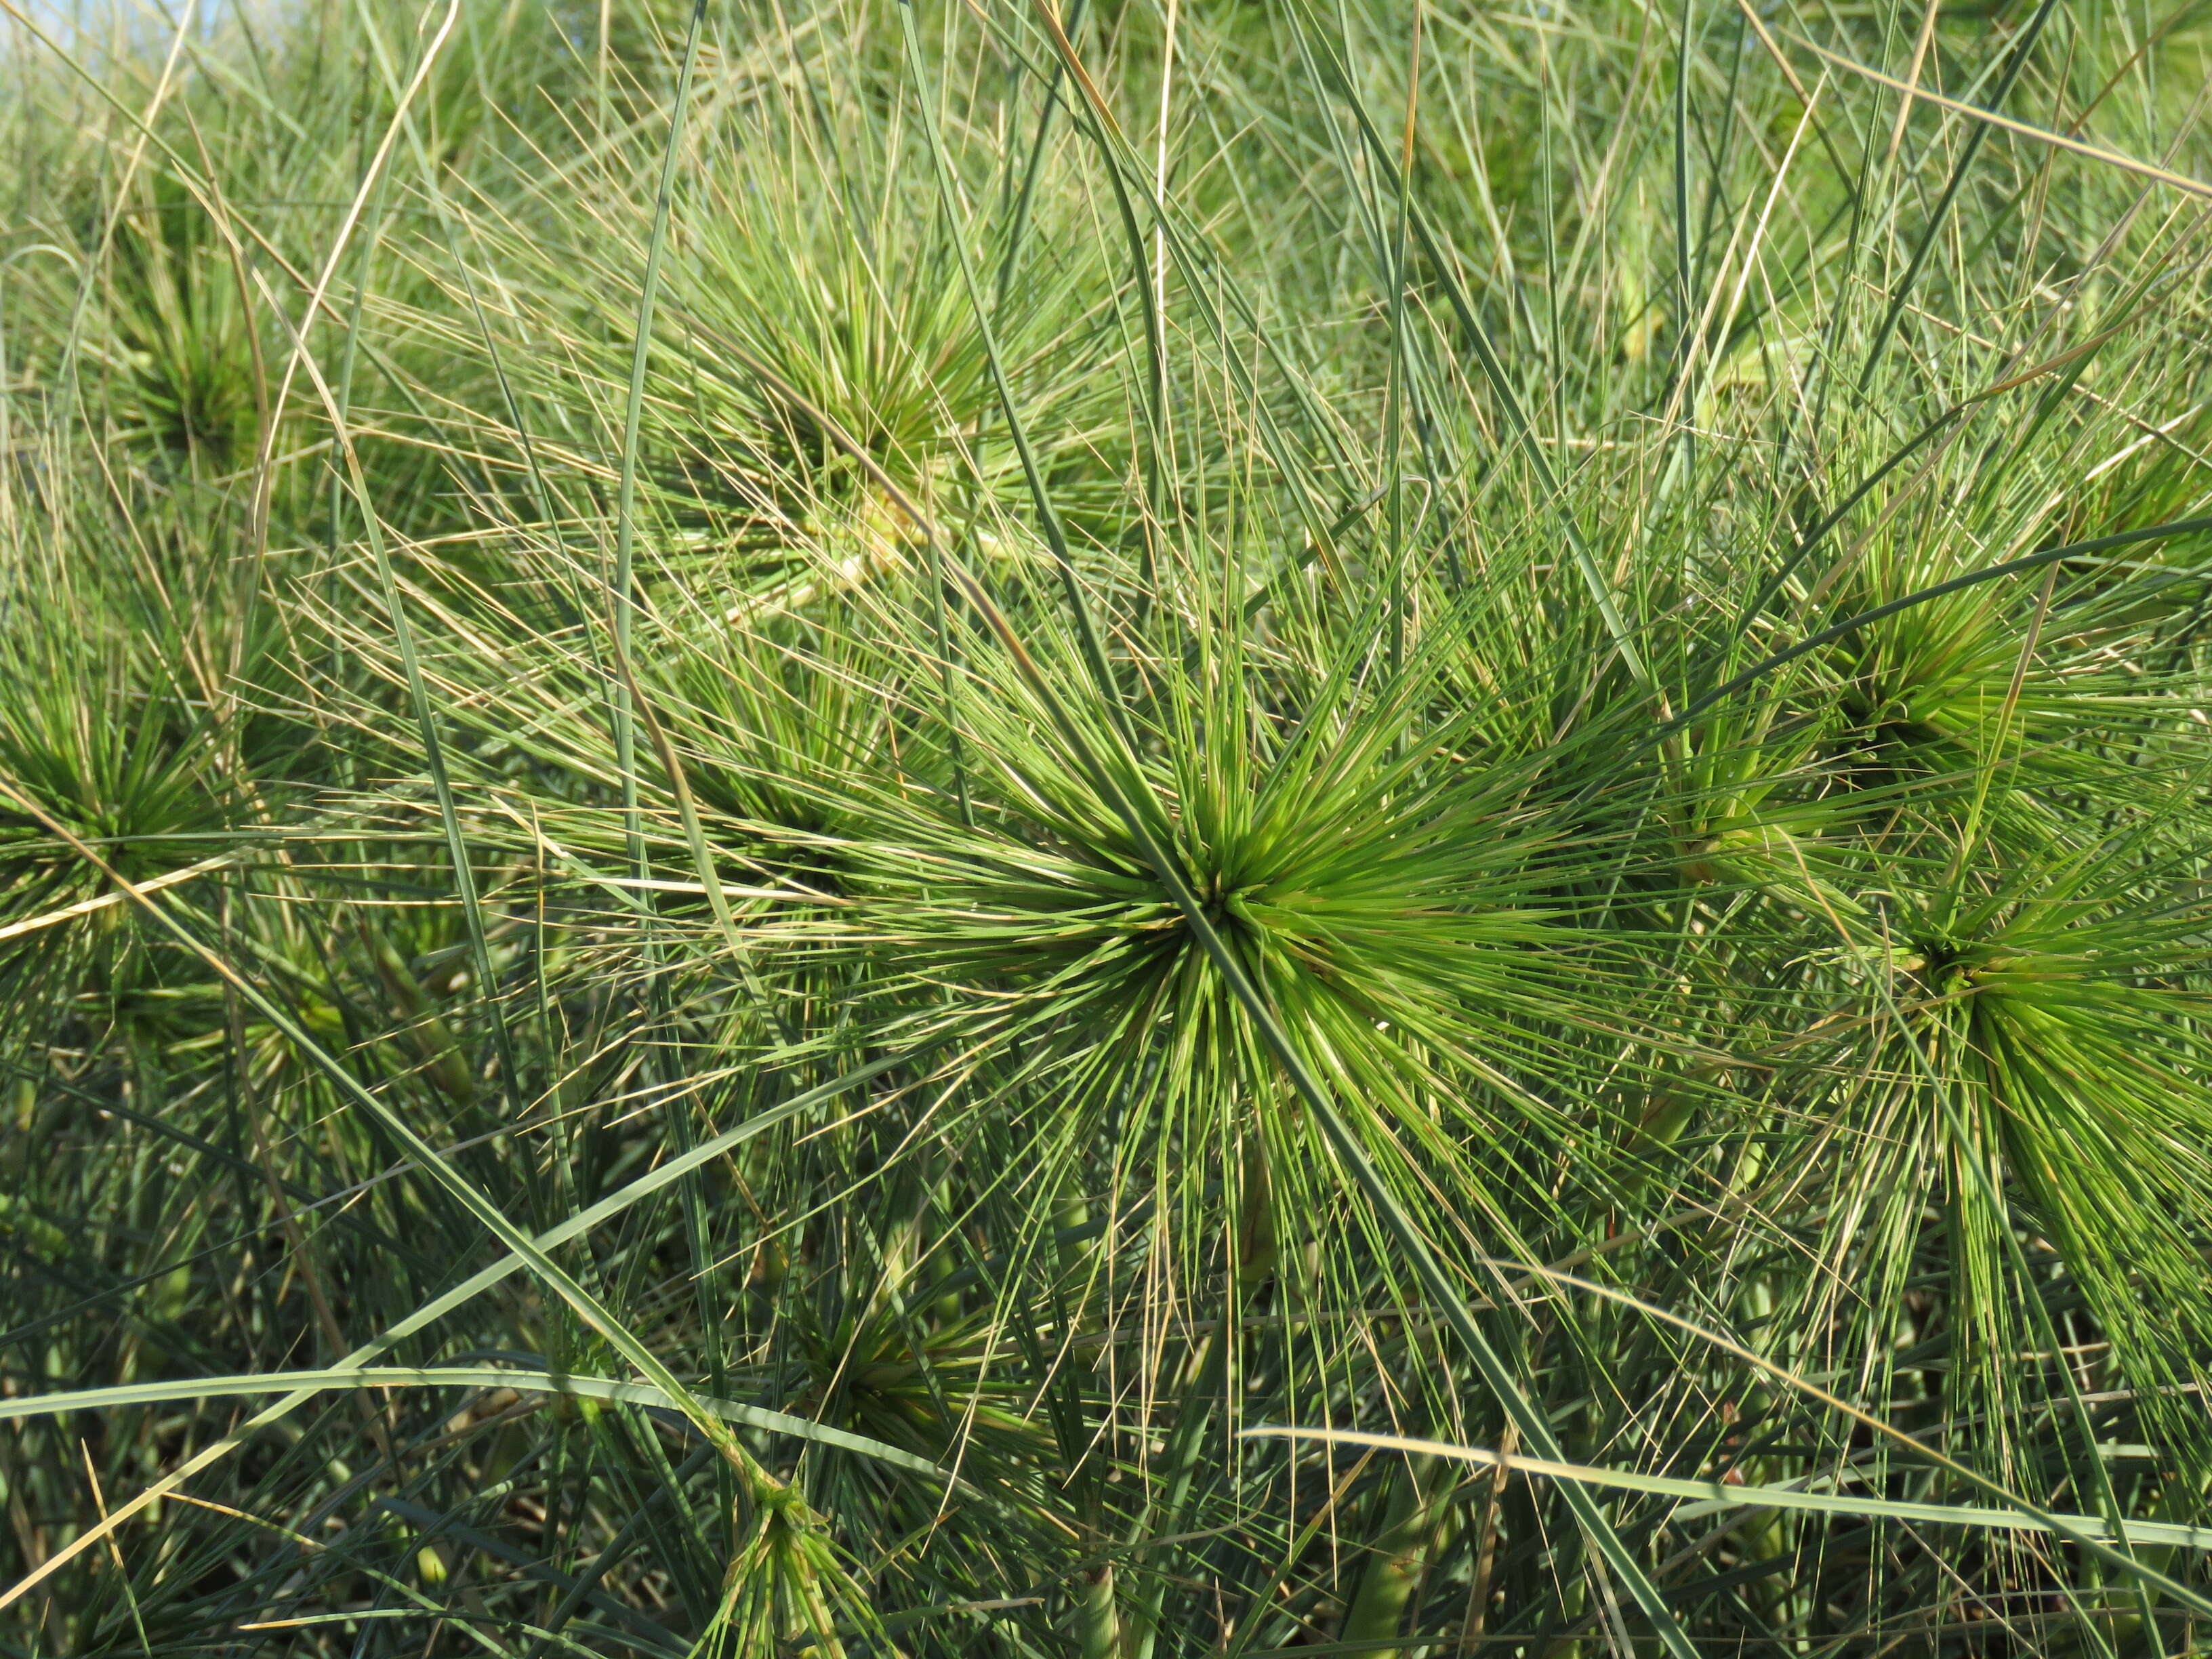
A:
[7,0,2212,1652]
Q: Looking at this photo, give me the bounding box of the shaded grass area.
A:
[5,0,2212,1652]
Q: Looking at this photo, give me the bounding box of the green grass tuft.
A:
[7,1,2212,1653]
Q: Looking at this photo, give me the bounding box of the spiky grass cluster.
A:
[7,1,2212,1655]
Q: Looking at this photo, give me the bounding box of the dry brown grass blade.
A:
[0,852,234,943]
[1787,30,2212,203]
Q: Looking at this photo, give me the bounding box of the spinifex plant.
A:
[6,1,2212,1655]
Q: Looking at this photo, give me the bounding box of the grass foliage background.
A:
[7,0,2212,1652]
